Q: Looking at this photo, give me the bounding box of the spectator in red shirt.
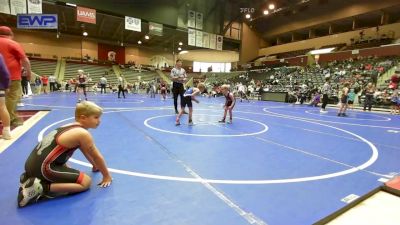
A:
[41,75,49,94]
[0,26,31,127]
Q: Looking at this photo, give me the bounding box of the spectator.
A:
[20,67,31,98]
[0,54,11,139]
[41,75,48,94]
[363,82,375,111]
[34,76,41,94]
[49,75,56,92]
[0,26,31,127]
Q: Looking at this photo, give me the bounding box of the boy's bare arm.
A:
[229,93,236,109]
[79,132,112,187]
[191,88,200,96]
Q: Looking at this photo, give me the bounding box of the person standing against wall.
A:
[170,59,187,114]
[0,54,12,139]
[0,26,31,127]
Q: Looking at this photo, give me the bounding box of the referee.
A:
[170,59,187,114]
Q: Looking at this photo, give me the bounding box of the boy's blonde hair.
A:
[75,101,103,119]
[221,84,230,90]
[197,83,206,91]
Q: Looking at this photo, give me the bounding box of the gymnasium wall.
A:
[240,23,267,64]
[57,0,223,34]
[263,56,308,67]
[263,0,400,38]
[14,30,84,59]
[318,44,400,62]
[258,22,400,57]
[12,29,174,66]
[125,47,174,66]
[262,44,400,66]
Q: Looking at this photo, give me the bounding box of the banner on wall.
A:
[209,33,216,50]
[27,0,42,14]
[125,16,141,32]
[108,51,116,62]
[98,43,125,65]
[77,6,96,24]
[187,10,195,28]
[202,32,210,49]
[0,0,11,14]
[216,35,223,50]
[195,30,203,47]
[10,0,27,15]
[149,22,163,36]
[17,14,58,29]
[188,28,196,46]
[195,12,203,30]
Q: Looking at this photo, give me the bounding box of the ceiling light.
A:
[263,10,269,15]
[83,31,88,36]
[66,3,77,7]
[178,47,182,51]
[138,40,142,44]
[309,48,335,55]
[145,35,149,40]
[245,14,251,19]
[269,4,275,10]
[179,42,183,46]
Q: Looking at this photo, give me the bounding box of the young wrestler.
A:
[76,69,88,102]
[160,81,167,100]
[308,91,321,107]
[347,88,356,110]
[175,83,205,126]
[390,89,399,115]
[17,101,112,207]
[219,84,236,124]
[338,82,350,117]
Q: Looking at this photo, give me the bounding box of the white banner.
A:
[188,28,196,46]
[10,0,27,15]
[216,35,223,50]
[187,10,195,28]
[209,33,216,50]
[27,0,42,14]
[125,16,141,32]
[195,12,203,30]
[196,30,203,47]
[202,32,210,49]
[0,0,11,14]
